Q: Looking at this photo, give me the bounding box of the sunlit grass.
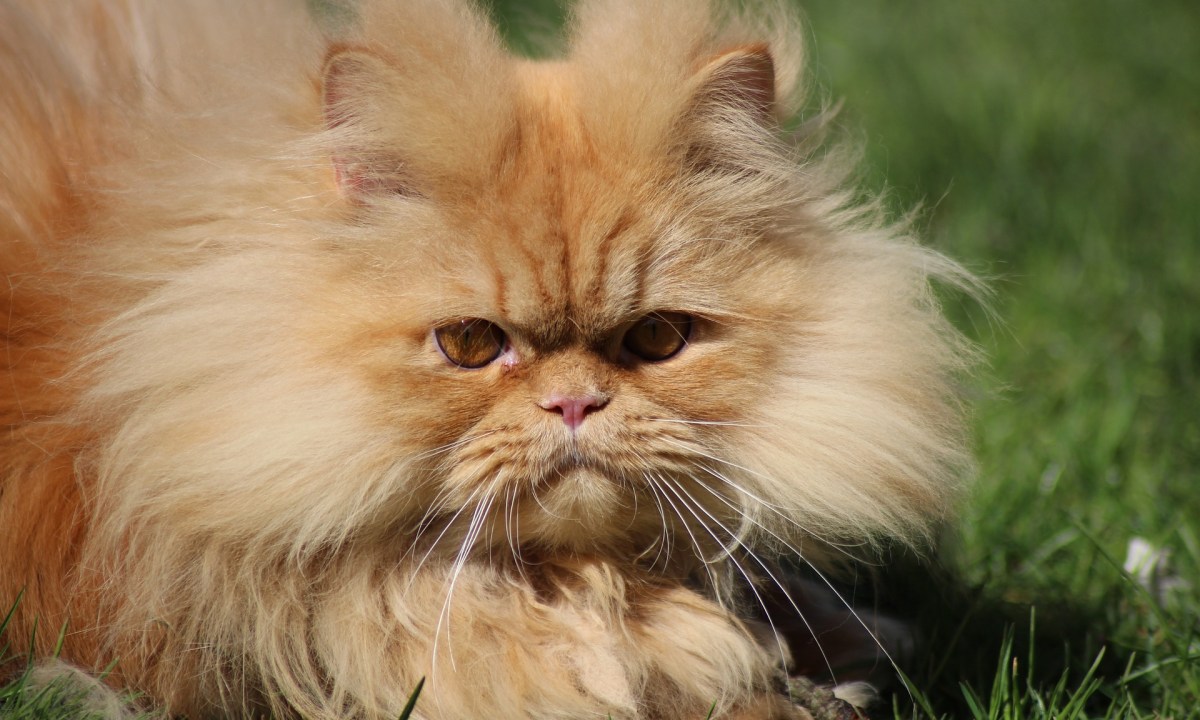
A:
[797,0,1200,716]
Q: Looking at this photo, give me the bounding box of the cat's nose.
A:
[538,393,608,431]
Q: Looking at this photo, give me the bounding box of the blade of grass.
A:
[396,676,424,720]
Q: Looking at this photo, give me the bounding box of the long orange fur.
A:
[0,1,976,718]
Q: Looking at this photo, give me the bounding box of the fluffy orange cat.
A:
[0,0,976,718]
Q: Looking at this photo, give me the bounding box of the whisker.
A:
[674,477,839,682]
[432,479,498,671]
[643,473,699,578]
[656,438,791,512]
[687,473,905,692]
[645,417,765,428]
[401,482,465,562]
[634,471,674,570]
[627,445,682,571]
[645,473,722,601]
[679,451,867,556]
[655,476,791,674]
[411,429,500,462]
[799,560,910,700]
[503,484,519,565]
[403,482,487,594]
[530,467,581,522]
[403,452,508,563]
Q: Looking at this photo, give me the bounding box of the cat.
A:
[0,0,977,718]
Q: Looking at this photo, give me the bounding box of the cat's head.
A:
[86,0,974,576]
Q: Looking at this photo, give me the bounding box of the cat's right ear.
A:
[322,48,415,200]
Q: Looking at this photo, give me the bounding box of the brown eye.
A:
[434,319,506,369]
[622,312,692,362]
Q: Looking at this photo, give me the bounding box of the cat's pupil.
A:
[623,312,692,362]
[434,319,505,368]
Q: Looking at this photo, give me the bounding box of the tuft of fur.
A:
[22,661,139,720]
[0,1,977,718]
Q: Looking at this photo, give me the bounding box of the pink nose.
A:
[538,393,608,431]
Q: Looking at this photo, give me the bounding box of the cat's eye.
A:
[622,312,693,362]
[434,319,506,368]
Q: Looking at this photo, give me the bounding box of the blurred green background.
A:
[486,0,1200,716]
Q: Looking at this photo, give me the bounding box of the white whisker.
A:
[677,450,867,556]
[801,560,910,699]
[687,472,904,691]
[411,429,500,463]
[654,475,790,672]
[432,479,498,672]
[643,473,717,604]
[402,481,468,563]
[657,437,791,512]
[645,417,764,428]
[404,484,485,593]
[674,477,839,681]
[503,484,520,566]
[634,473,673,570]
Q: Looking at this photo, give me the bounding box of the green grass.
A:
[0,599,132,720]
[5,0,1198,717]
[793,0,1200,716]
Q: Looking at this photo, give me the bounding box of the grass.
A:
[792,0,1200,716]
[0,598,131,720]
[4,0,1198,717]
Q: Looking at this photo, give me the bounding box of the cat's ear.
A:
[690,44,777,126]
[322,47,416,200]
[679,44,782,178]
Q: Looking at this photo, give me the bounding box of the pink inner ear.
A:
[321,52,353,130]
[321,49,415,200]
[330,157,370,198]
[322,51,369,197]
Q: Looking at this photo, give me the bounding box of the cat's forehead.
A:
[439,65,701,342]
[448,190,657,346]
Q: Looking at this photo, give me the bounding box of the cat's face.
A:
[326,64,801,559]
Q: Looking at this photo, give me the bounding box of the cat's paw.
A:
[784,677,869,720]
[728,692,816,720]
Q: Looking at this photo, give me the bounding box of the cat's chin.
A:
[520,466,638,549]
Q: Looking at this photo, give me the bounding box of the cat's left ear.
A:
[677,44,782,178]
[321,47,415,200]
[688,44,778,128]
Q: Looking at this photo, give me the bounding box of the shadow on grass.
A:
[793,549,1168,719]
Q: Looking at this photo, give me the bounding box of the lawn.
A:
[4,0,1198,718]
[793,0,1200,716]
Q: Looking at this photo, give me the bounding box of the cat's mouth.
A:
[427,424,696,552]
[534,463,625,513]
[550,446,596,472]
[532,451,625,504]
[510,458,647,549]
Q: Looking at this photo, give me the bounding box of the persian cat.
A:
[0,0,975,718]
